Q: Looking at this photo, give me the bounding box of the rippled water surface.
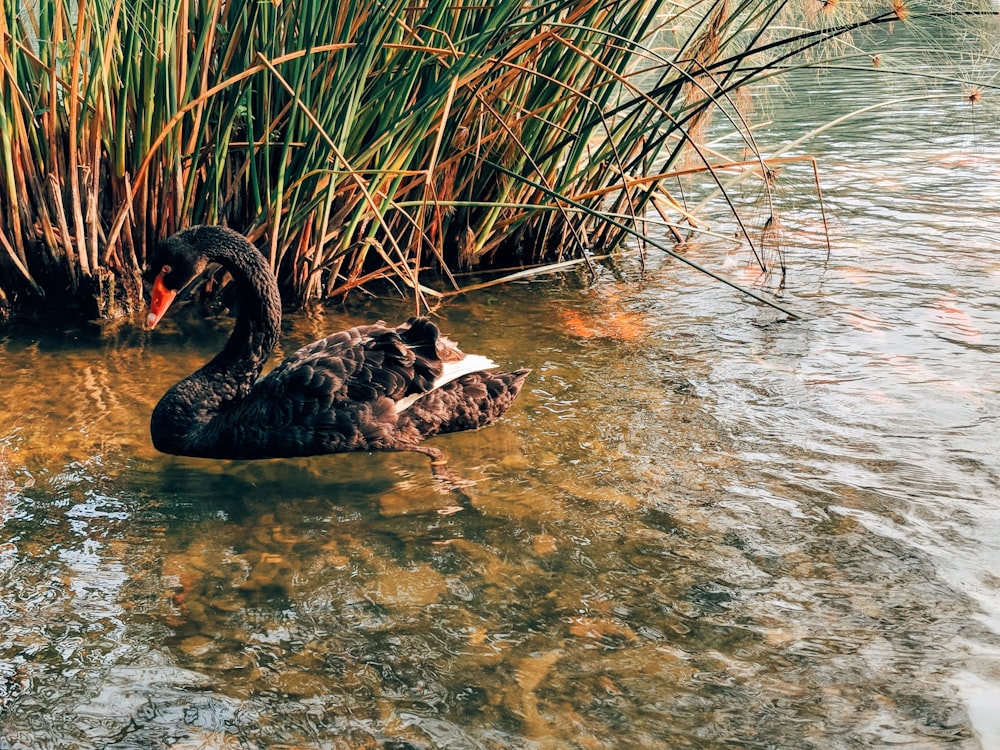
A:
[3,69,1000,750]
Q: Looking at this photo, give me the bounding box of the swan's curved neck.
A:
[204,238,282,387]
[151,229,282,456]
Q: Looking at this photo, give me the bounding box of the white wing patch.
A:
[393,354,497,415]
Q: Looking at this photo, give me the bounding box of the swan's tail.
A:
[396,368,531,439]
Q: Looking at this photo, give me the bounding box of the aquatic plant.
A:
[0,0,996,320]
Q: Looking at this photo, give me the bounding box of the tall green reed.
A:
[0,0,996,320]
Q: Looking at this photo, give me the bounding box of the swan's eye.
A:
[161,264,172,276]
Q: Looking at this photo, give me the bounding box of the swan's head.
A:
[145,228,212,329]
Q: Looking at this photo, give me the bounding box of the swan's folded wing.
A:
[236,323,444,453]
[265,324,441,405]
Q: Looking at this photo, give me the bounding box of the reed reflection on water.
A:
[3,86,1000,750]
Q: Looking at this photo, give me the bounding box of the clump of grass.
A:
[0,0,996,321]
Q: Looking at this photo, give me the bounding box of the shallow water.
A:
[4,58,1000,750]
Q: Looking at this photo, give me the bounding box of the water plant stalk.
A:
[0,0,995,321]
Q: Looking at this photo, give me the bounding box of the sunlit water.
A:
[3,66,1000,750]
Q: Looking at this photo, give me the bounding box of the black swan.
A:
[145,226,530,467]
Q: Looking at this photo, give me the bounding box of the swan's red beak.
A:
[146,271,177,329]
